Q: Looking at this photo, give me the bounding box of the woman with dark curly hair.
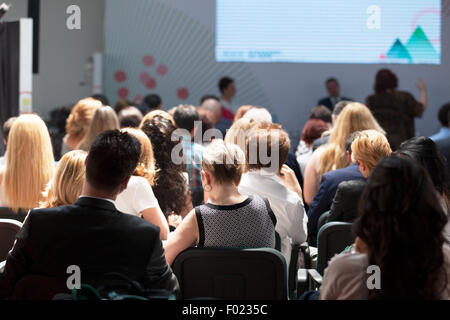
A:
[140,112,192,221]
[320,156,450,299]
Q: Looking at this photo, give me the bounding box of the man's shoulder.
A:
[337,179,366,194]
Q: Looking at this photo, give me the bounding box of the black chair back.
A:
[172,247,288,300]
[0,219,22,261]
[317,222,355,275]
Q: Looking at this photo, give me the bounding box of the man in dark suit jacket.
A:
[0,130,178,299]
[306,163,364,244]
[327,179,367,224]
[318,78,352,111]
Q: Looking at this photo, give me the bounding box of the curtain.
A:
[0,21,20,155]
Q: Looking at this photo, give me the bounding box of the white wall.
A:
[4,0,105,119]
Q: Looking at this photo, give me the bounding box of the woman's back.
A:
[196,195,276,249]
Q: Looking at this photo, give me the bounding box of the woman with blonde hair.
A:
[63,98,102,154]
[0,114,55,219]
[115,127,169,240]
[303,102,385,204]
[140,109,176,128]
[77,106,120,151]
[40,150,87,208]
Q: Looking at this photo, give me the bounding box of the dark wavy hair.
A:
[354,156,449,300]
[374,69,398,94]
[141,115,188,217]
[396,137,449,197]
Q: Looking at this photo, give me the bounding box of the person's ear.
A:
[203,170,212,186]
[84,155,89,167]
[347,151,352,164]
[120,176,131,191]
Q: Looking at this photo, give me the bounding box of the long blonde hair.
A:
[3,114,55,212]
[317,102,385,176]
[40,150,87,208]
[77,106,120,151]
[121,128,157,186]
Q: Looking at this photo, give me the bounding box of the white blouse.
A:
[115,176,159,217]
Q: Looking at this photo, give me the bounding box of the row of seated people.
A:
[0,99,449,299]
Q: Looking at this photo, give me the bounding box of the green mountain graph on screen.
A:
[383,8,440,64]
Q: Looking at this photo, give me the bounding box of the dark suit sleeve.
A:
[0,211,34,299]
[142,230,179,295]
[328,183,346,223]
[307,175,332,242]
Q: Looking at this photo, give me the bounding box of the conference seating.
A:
[0,207,28,223]
[317,210,331,231]
[0,219,23,261]
[172,247,288,300]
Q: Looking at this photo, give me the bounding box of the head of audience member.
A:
[173,105,201,138]
[351,130,392,178]
[309,105,332,125]
[325,78,340,98]
[84,130,141,199]
[141,94,163,113]
[196,108,215,141]
[438,103,450,128]
[201,139,246,200]
[234,105,254,123]
[2,116,17,147]
[218,77,236,101]
[91,94,110,106]
[140,114,188,217]
[354,156,448,299]
[317,102,385,176]
[396,137,449,198]
[242,107,273,124]
[200,95,220,104]
[246,123,290,174]
[332,100,352,126]
[65,98,102,150]
[121,127,156,186]
[4,114,55,212]
[374,69,398,94]
[114,99,133,114]
[301,119,329,148]
[118,106,143,128]
[200,98,222,124]
[77,106,120,151]
[225,118,258,155]
[140,109,175,128]
[40,150,87,208]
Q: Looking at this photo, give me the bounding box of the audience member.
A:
[306,132,363,243]
[430,103,450,169]
[91,94,110,106]
[327,130,392,224]
[312,100,352,151]
[140,94,162,115]
[320,156,450,300]
[77,106,120,151]
[224,118,257,156]
[113,99,133,114]
[200,95,220,104]
[303,102,384,205]
[116,128,169,240]
[40,150,87,208]
[200,98,222,128]
[63,98,101,155]
[118,106,143,128]
[0,130,179,299]
[0,114,54,219]
[173,105,205,207]
[0,117,17,167]
[196,107,216,145]
[242,107,273,123]
[309,105,332,125]
[163,140,276,265]
[365,69,427,150]
[238,123,307,264]
[296,119,329,176]
[140,113,191,219]
[318,78,352,111]
[217,77,236,134]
